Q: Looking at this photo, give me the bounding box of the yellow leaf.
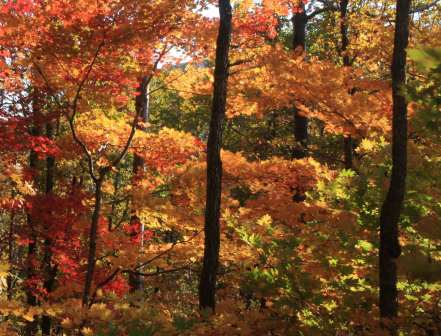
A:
[81,327,94,336]
[61,318,73,329]
[22,312,34,322]
[0,263,9,277]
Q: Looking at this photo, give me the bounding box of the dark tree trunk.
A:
[340,0,350,67]
[7,212,14,301]
[42,122,56,336]
[292,4,307,52]
[343,136,353,169]
[292,2,308,159]
[131,77,149,182]
[25,125,41,336]
[81,60,145,309]
[379,0,410,333]
[82,177,104,306]
[107,172,120,232]
[135,76,150,126]
[129,76,150,292]
[340,0,353,169]
[199,0,232,312]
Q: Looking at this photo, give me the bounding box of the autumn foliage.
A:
[0,0,440,335]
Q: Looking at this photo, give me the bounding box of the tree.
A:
[128,76,151,292]
[41,121,56,335]
[199,0,233,311]
[24,120,40,336]
[379,0,411,333]
[0,0,440,335]
[339,0,354,169]
[292,0,309,158]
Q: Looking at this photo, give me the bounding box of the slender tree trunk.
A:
[340,0,350,67]
[129,76,150,292]
[199,0,232,311]
[379,0,410,333]
[292,2,309,158]
[45,123,55,194]
[82,177,104,306]
[135,76,150,126]
[81,65,145,309]
[107,172,120,232]
[343,136,353,169]
[25,125,41,336]
[42,122,56,336]
[339,0,354,169]
[7,212,15,301]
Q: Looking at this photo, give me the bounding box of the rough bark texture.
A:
[199,0,232,311]
[129,76,150,292]
[379,0,410,333]
[292,3,309,159]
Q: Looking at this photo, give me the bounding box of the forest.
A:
[0,0,440,335]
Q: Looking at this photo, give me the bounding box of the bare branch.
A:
[411,0,439,13]
[126,264,193,277]
[134,230,203,271]
[228,58,253,67]
[109,46,170,169]
[67,39,106,182]
[307,5,339,20]
[89,268,120,306]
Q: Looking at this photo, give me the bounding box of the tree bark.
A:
[131,77,150,179]
[340,0,354,169]
[340,0,350,67]
[7,212,14,301]
[42,122,56,336]
[25,125,41,336]
[129,76,150,292]
[343,136,353,169]
[199,0,232,312]
[292,2,309,159]
[379,0,410,333]
[80,60,144,308]
[82,176,104,306]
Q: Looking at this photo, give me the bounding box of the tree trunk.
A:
[340,0,350,67]
[199,0,232,312]
[292,2,308,159]
[82,177,104,306]
[340,0,353,169]
[42,122,56,336]
[129,76,150,292]
[7,212,14,301]
[379,0,410,333]
[81,60,148,309]
[25,125,41,336]
[107,172,120,231]
[343,136,353,170]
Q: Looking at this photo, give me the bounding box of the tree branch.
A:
[134,229,203,271]
[411,0,439,13]
[307,5,339,20]
[126,264,193,277]
[67,38,106,182]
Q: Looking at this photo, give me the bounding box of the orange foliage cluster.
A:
[0,0,440,335]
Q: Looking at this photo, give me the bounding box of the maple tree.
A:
[0,0,441,335]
